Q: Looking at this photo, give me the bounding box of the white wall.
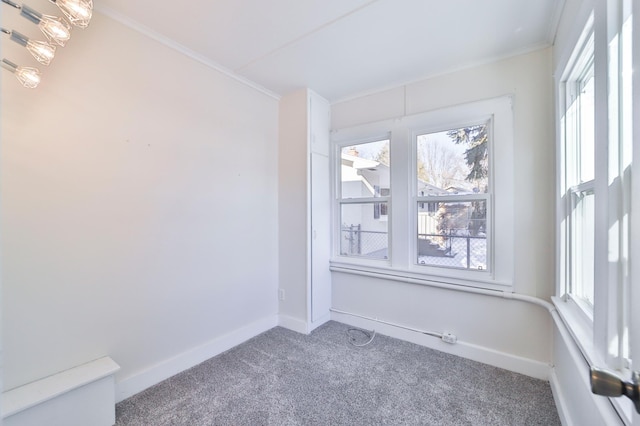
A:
[278,90,310,328]
[331,48,556,373]
[1,11,279,400]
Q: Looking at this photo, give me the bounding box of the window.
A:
[415,124,490,271]
[555,2,635,420]
[562,32,595,310]
[338,140,390,260]
[332,97,514,289]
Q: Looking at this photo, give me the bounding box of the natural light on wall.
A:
[0,0,92,88]
[605,1,633,373]
[558,0,635,420]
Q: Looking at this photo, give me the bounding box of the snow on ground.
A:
[418,236,486,270]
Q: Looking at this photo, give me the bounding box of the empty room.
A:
[1,0,639,425]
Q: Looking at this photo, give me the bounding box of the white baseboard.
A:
[115,315,278,402]
[308,312,331,333]
[278,314,311,334]
[549,368,572,426]
[331,311,551,380]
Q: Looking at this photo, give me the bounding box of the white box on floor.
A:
[2,357,120,426]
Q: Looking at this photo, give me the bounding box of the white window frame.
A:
[560,28,596,318]
[334,133,392,264]
[331,97,514,291]
[554,1,635,422]
[410,118,493,275]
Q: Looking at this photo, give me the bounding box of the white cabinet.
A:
[278,89,331,333]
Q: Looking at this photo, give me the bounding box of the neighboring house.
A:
[340,151,389,258]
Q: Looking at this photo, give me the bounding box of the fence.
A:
[341,225,487,270]
[340,225,388,259]
[417,231,487,270]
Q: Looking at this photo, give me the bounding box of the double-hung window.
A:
[415,123,491,271]
[337,139,391,260]
[332,97,514,290]
[562,32,596,312]
[556,0,637,421]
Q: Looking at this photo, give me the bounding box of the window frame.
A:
[331,97,514,291]
[554,2,635,422]
[411,119,493,275]
[560,30,596,313]
[335,134,392,264]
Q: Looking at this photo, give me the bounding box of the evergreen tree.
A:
[446,124,489,236]
[447,125,488,184]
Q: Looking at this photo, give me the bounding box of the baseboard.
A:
[549,368,572,426]
[115,315,278,402]
[278,314,311,334]
[331,311,551,380]
[308,312,331,333]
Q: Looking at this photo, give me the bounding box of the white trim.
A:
[331,96,514,289]
[548,368,574,426]
[115,315,278,402]
[93,6,281,101]
[278,314,311,334]
[279,313,331,335]
[330,311,551,380]
[308,312,332,333]
[330,261,511,291]
[551,304,625,425]
[2,357,120,418]
[547,0,568,45]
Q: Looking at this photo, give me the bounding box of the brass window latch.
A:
[591,366,640,414]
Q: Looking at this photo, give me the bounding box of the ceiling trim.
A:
[94,5,281,100]
[546,0,567,45]
[331,43,552,105]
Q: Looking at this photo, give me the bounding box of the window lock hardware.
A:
[590,366,640,414]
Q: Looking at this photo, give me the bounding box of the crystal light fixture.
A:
[48,0,92,29]
[1,58,41,88]
[1,28,56,65]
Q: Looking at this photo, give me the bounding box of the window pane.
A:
[571,190,594,305]
[417,201,487,270]
[417,124,489,196]
[579,69,595,182]
[341,140,390,199]
[340,203,388,259]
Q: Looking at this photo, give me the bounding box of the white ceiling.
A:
[100,0,563,101]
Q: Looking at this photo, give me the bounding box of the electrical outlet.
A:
[441,332,457,344]
[278,288,285,301]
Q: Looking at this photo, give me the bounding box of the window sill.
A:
[552,296,599,366]
[330,259,512,291]
[552,296,633,425]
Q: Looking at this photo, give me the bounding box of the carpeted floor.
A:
[115,321,561,425]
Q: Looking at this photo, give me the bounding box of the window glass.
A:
[563,35,595,310]
[340,140,390,199]
[417,200,487,270]
[416,123,490,271]
[339,139,390,260]
[571,189,595,305]
[340,203,388,259]
[416,125,489,195]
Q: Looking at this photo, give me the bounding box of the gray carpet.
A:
[115,321,561,425]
